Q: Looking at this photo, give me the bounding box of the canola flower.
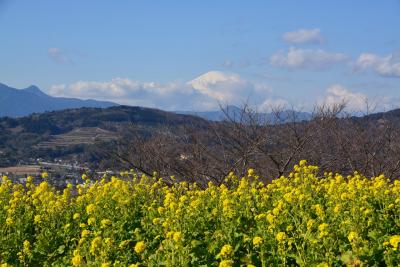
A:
[172,231,182,243]
[101,219,112,228]
[348,231,358,243]
[318,223,329,238]
[71,253,82,266]
[276,232,286,243]
[134,241,146,254]
[219,244,234,258]
[90,236,102,255]
[389,235,400,250]
[86,204,96,215]
[219,259,234,267]
[0,161,399,266]
[252,236,263,247]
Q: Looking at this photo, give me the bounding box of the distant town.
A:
[0,158,119,188]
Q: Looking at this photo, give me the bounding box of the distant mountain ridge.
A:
[176,105,312,122]
[0,83,117,117]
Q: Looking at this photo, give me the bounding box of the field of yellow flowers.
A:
[0,161,399,266]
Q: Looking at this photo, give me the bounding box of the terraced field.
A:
[37,127,118,148]
[0,165,41,176]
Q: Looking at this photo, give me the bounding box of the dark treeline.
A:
[103,103,400,186]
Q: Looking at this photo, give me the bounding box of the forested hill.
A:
[0,105,208,135]
[0,105,209,166]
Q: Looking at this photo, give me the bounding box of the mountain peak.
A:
[0,83,118,117]
[25,85,40,90]
[23,85,48,97]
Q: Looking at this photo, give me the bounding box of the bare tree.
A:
[103,102,400,186]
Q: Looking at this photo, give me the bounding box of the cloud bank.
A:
[270,47,348,70]
[354,52,400,78]
[50,71,283,111]
[320,85,400,111]
[282,28,324,44]
[321,85,367,110]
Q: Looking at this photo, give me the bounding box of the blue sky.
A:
[1,0,399,111]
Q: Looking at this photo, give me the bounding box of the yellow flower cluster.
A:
[276,232,286,243]
[219,244,233,258]
[252,236,263,247]
[134,241,146,254]
[389,235,400,251]
[0,161,399,266]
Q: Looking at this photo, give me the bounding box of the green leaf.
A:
[57,245,65,255]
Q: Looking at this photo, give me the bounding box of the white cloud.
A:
[188,71,253,103]
[270,47,348,70]
[52,78,191,98]
[49,71,279,111]
[260,98,289,110]
[48,84,66,95]
[321,85,367,110]
[354,52,400,77]
[50,78,194,109]
[48,48,72,64]
[282,28,324,44]
[318,84,400,112]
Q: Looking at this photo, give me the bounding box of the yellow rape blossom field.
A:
[0,161,400,266]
